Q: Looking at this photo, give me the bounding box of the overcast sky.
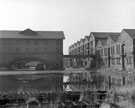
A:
[0,0,135,54]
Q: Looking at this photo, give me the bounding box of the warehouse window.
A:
[127,56,132,65]
[117,58,121,65]
[112,78,116,85]
[116,44,121,54]
[104,48,107,56]
[111,58,115,65]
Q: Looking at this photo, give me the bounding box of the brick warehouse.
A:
[0,28,65,70]
[68,29,135,91]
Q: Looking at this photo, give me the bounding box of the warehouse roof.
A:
[109,34,120,42]
[91,32,120,38]
[0,28,65,39]
[123,29,135,39]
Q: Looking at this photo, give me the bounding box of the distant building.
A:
[68,29,135,91]
[96,29,135,90]
[0,28,65,70]
[68,32,120,68]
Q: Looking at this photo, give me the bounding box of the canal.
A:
[0,72,64,93]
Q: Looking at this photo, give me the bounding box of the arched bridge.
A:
[8,58,49,70]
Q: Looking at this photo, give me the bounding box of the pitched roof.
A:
[84,35,90,41]
[99,39,106,45]
[19,28,38,36]
[74,42,77,46]
[109,34,120,42]
[77,41,80,45]
[80,39,85,43]
[91,32,120,45]
[123,29,135,39]
[91,32,120,38]
[0,28,65,39]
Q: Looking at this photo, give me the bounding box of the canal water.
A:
[0,73,64,93]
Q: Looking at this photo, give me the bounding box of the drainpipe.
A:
[121,44,125,69]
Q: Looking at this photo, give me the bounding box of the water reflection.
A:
[63,75,72,91]
[0,73,63,93]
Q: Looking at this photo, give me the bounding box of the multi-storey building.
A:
[96,29,135,90]
[117,29,135,70]
[68,32,120,68]
[89,32,119,55]
[96,39,107,67]
[98,29,135,71]
[80,39,85,55]
[0,28,65,70]
[76,41,81,55]
[84,36,90,55]
[97,33,120,67]
[68,29,135,91]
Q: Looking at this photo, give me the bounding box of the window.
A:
[111,58,115,65]
[112,78,116,85]
[111,46,112,55]
[116,44,121,54]
[78,47,80,52]
[127,56,132,65]
[111,46,115,55]
[117,58,121,65]
[127,81,133,86]
[87,43,89,49]
[82,45,84,50]
[88,50,89,55]
[85,61,87,66]
[104,58,108,65]
[104,48,107,56]
[90,41,93,46]
[100,49,103,56]
[85,43,89,49]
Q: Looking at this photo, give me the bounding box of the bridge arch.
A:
[8,58,49,70]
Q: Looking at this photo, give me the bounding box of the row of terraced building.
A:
[68,29,135,91]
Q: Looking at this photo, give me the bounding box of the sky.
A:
[0,0,135,54]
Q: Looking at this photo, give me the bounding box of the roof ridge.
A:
[123,29,135,39]
[0,30,65,39]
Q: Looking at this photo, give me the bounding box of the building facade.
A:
[68,32,120,69]
[0,28,65,70]
[96,29,135,90]
[68,29,135,91]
